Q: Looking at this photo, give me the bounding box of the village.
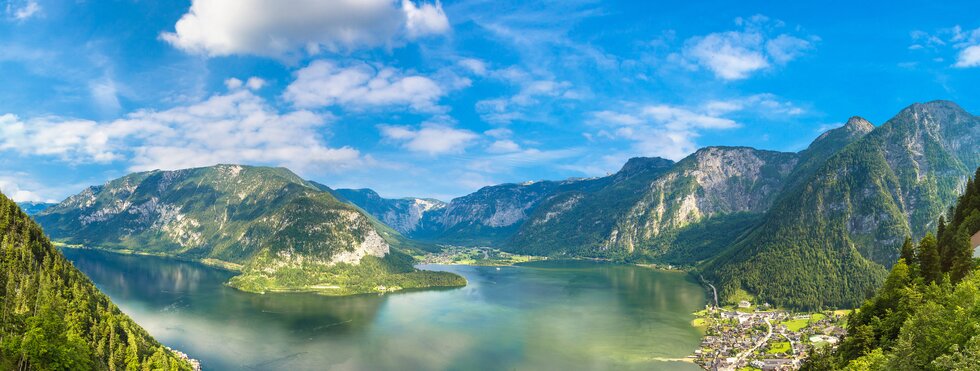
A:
[692,300,848,371]
[417,246,545,266]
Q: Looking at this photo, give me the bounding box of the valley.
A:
[7,100,979,370]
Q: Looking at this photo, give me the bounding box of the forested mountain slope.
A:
[0,191,193,370]
[704,101,980,309]
[36,165,464,296]
[803,168,980,370]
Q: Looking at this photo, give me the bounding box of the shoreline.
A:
[57,243,468,297]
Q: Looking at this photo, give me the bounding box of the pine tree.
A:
[918,233,941,283]
[899,237,917,269]
[949,230,975,284]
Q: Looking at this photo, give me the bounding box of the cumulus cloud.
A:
[379,123,477,155]
[588,103,740,160]
[680,15,814,80]
[402,0,450,38]
[161,0,449,58]
[0,91,362,173]
[0,178,47,203]
[956,45,980,67]
[284,60,446,112]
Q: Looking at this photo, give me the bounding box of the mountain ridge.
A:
[37,164,465,296]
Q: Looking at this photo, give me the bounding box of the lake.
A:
[62,249,706,371]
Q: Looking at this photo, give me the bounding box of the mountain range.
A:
[16,201,56,216]
[36,100,979,309]
[35,165,464,296]
[333,100,979,309]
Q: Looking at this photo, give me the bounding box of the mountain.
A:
[333,177,611,246]
[416,177,613,245]
[339,100,975,310]
[0,191,194,370]
[16,201,56,216]
[803,168,980,370]
[330,188,446,235]
[513,148,798,262]
[36,165,465,295]
[704,101,980,309]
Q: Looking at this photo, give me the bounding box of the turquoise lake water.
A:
[62,249,706,370]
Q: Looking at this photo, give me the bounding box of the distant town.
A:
[693,301,848,371]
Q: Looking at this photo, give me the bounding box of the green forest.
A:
[804,168,980,370]
[0,192,192,370]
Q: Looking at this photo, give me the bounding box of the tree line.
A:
[0,191,192,370]
[803,167,980,370]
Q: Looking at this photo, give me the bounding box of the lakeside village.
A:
[692,300,849,371]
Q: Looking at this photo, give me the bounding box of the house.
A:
[738,300,751,308]
[761,358,798,370]
[972,231,980,257]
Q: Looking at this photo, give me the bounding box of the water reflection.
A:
[64,249,704,371]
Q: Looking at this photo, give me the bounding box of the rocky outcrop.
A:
[601,147,798,254]
[331,188,446,234]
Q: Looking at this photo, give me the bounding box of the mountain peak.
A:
[618,157,674,175]
[898,100,971,121]
[843,116,875,133]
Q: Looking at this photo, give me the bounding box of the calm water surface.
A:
[63,249,705,371]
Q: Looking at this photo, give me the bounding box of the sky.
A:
[1,0,979,203]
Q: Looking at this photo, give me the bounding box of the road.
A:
[700,275,719,308]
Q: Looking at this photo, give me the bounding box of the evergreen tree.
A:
[918,233,941,284]
[802,167,980,370]
[899,237,917,270]
[0,191,192,370]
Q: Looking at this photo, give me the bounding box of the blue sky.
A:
[1,0,979,202]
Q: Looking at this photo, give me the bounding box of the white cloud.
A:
[476,79,580,124]
[458,58,488,76]
[0,91,362,173]
[487,139,521,153]
[588,103,740,160]
[685,31,769,80]
[908,26,980,68]
[954,45,980,67]
[766,34,812,64]
[680,16,813,80]
[484,128,512,139]
[161,0,450,58]
[0,178,46,203]
[89,78,122,116]
[402,0,450,38]
[379,123,477,155]
[641,105,738,130]
[224,78,243,90]
[226,77,267,90]
[701,94,805,117]
[246,77,266,90]
[284,60,446,112]
[7,0,40,20]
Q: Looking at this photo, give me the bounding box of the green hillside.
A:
[703,101,980,309]
[36,165,464,296]
[0,191,193,370]
[803,168,980,370]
